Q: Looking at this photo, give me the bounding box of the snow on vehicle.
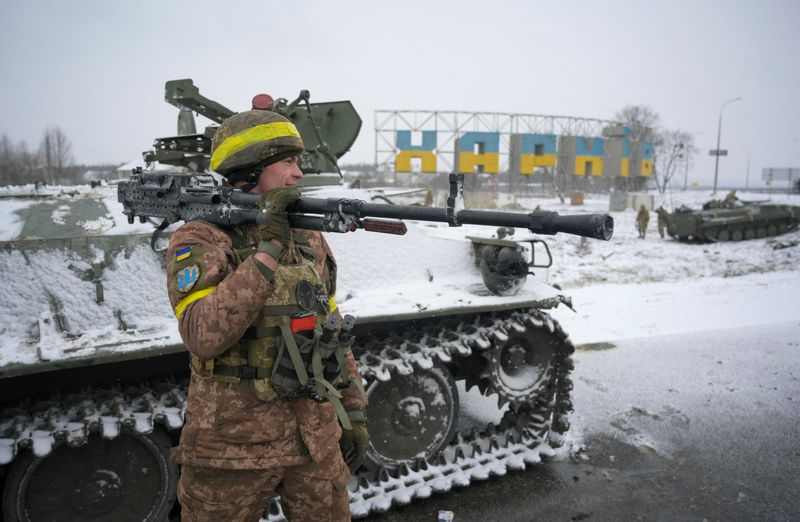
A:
[666,192,800,242]
[0,80,613,520]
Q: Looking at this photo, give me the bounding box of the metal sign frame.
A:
[375,109,616,174]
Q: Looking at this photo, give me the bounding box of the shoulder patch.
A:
[175,246,192,262]
[176,264,200,293]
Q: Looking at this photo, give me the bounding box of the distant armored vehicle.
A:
[666,193,800,242]
[0,80,612,520]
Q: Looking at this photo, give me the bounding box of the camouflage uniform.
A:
[635,205,650,239]
[166,221,365,521]
[722,190,738,208]
[655,207,669,238]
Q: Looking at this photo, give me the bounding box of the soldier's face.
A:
[253,155,303,194]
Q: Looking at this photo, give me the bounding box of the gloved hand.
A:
[339,411,369,473]
[258,187,300,253]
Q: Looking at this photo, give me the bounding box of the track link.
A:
[0,381,185,466]
[0,309,574,521]
[342,308,575,519]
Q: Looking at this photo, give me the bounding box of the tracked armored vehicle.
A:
[666,194,800,242]
[0,80,608,520]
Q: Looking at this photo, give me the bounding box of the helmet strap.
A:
[227,168,260,192]
[227,150,301,193]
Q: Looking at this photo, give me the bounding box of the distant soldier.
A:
[723,189,739,208]
[655,206,669,238]
[635,204,650,239]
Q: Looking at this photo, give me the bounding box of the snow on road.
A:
[568,320,800,458]
[550,270,798,345]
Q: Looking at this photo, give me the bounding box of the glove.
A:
[339,411,369,474]
[257,187,300,258]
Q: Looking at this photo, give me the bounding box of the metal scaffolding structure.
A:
[374,109,617,173]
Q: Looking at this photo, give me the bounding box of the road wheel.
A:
[364,364,459,471]
[718,229,730,241]
[744,228,755,240]
[767,224,778,236]
[481,321,557,413]
[2,429,178,522]
[756,227,767,238]
[778,222,788,235]
[732,229,744,241]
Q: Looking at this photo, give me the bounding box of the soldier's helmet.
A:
[210,109,305,177]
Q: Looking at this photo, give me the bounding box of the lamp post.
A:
[683,148,690,191]
[712,97,742,195]
[744,153,750,191]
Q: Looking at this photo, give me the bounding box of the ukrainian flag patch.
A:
[176,246,192,262]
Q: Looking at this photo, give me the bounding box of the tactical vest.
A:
[189,226,353,428]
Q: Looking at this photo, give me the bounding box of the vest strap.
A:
[213,364,272,380]
[308,377,351,430]
[264,304,305,316]
[257,240,287,262]
[278,324,310,385]
[241,325,280,340]
[346,409,366,422]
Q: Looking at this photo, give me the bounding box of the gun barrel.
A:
[291,198,613,240]
[527,212,614,240]
[118,172,612,240]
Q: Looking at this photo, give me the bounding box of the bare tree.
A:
[652,129,696,195]
[0,135,42,186]
[614,104,661,142]
[40,127,73,183]
[614,104,696,195]
[0,135,14,184]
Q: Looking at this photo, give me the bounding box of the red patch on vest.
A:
[291,314,317,333]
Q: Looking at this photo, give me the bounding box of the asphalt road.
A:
[359,321,800,522]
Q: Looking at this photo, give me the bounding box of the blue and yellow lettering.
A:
[575,137,604,176]
[516,134,557,174]
[458,132,500,174]
[395,130,438,173]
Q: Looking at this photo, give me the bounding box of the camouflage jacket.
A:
[636,208,650,227]
[166,221,366,469]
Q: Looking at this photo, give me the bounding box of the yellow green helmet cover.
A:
[210,110,305,175]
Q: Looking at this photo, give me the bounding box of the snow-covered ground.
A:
[520,190,800,289]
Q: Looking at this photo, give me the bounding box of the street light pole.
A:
[744,154,750,191]
[683,150,690,191]
[712,97,742,195]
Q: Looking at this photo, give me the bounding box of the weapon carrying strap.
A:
[278,323,351,430]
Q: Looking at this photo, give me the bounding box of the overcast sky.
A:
[1,0,798,188]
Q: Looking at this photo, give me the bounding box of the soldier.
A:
[635,204,650,239]
[723,189,738,208]
[655,206,669,238]
[166,107,368,521]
